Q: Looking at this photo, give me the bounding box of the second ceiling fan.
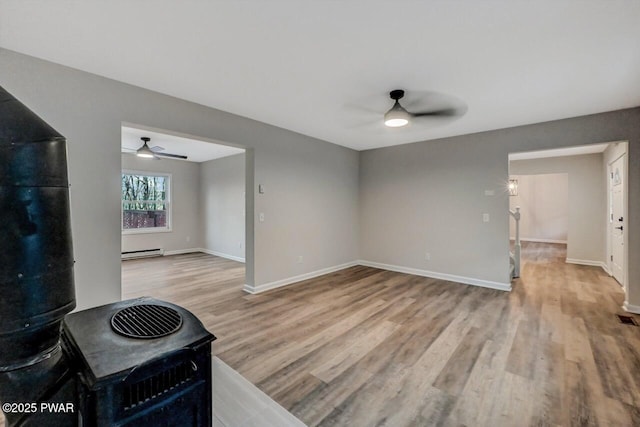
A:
[135,137,187,160]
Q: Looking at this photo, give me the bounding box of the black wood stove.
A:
[61,297,215,427]
[0,85,215,427]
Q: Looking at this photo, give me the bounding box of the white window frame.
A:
[121,170,172,234]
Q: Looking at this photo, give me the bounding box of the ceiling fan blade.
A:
[412,108,461,118]
[400,89,467,121]
[150,145,165,152]
[155,152,188,160]
[345,118,385,130]
[343,103,382,116]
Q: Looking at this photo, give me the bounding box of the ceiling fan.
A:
[383,89,465,128]
[125,137,188,160]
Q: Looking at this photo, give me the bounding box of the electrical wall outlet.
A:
[483,213,490,222]
[297,255,303,264]
[259,212,265,222]
[425,252,431,261]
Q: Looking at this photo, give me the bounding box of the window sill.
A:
[122,228,172,235]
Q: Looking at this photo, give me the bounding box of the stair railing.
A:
[509,206,521,278]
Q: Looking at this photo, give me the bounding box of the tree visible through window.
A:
[122,172,171,232]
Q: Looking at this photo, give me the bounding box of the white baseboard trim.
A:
[357,260,512,292]
[510,237,567,244]
[199,248,245,263]
[565,258,609,274]
[243,261,358,294]
[163,248,201,256]
[623,301,640,314]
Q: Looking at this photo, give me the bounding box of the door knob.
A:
[618,217,624,222]
[616,226,623,231]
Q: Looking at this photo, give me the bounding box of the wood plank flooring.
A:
[119,243,640,426]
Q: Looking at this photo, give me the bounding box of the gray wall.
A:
[121,153,202,254]
[200,153,246,261]
[509,173,569,243]
[510,153,605,263]
[254,139,359,285]
[359,133,511,285]
[1,48,360,309]
[360,108,640,304]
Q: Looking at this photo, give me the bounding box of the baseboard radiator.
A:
[121,248,164,260]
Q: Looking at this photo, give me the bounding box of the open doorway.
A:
[508,142,628,290]
[119,124,248,301]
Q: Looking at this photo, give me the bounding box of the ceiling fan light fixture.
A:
[384,100,410,128]
[136,137,156,158]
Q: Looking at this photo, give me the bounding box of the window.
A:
[122,171,171,233]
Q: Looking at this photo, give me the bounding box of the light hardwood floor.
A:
[121,243,640,426]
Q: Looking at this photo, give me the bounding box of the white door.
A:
[611,155,625,284]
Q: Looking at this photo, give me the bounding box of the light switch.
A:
[483,213,490,222]
[259,212,265,222]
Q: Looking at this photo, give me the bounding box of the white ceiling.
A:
[121,126,244,163]
[1,1,639,151]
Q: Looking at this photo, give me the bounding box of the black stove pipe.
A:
[0,86,77,426]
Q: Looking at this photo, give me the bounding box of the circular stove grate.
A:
[111,304,183,339]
